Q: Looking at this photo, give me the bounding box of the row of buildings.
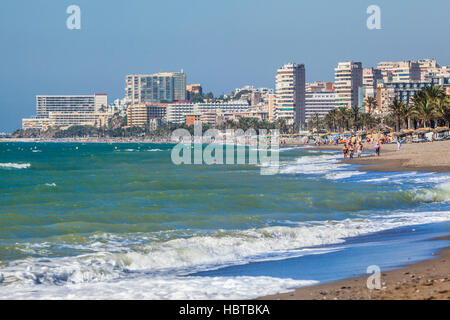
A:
[21,59,450,131]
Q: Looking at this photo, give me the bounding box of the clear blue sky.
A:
[1,0,449,132]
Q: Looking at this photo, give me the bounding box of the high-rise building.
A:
[125,71,187,104]
[165,101,249,124]
[362,68,383,112]
[275,63,306,125]
[23,94,110,130]
[35,94,107,118]
[334,61,363,108]
[377,61,421,82]
[375,77,446,114]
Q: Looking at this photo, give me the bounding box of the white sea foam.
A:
[146,149,163,152]
[45,183,57,187]
[0,163,30,169]
[0,275,315,300]
[279,153,364,180]
[414,181,450,202]
[1,208,449,299]
[324,171,366,180]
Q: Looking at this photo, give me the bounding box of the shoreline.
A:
[260,236,450,300]
[311,140,450,173]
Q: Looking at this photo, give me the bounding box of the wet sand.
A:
[260,236,450,300]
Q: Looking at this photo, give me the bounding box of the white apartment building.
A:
[377,61,421,82]
[305,92,337,120]
[334,61,363,108]
[275,63,306,125]
[23,94,110,130]
[35,94,107,118]
[166,101,250,124]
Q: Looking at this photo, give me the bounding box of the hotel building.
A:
[375,77,447,114]
[127,104,167,128]
[305,92,337,120]
[274,63,306,125]
[165,101,249,124]
[377,61,421,82]
[35,94,107,118]
[125,71,186,104]
[22,94,109,130]
[334,61,363,108]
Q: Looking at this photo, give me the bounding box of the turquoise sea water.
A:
[0,142,449,299]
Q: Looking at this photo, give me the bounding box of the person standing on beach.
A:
[357,142,363,158]
[397,138,403,150]
[374,142,380,156]
[349,145,354,159]
[342,144,348,160]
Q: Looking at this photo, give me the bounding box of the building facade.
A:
[275,63,306,125]
[23,94,109,130]
[125,71,186,104]
[166,101,249,124]
[377,61,421,82]
[305,92,337,120]
[35,94,107,118]
[334,61,363,108]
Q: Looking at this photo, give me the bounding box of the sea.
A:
[0,142,449,299]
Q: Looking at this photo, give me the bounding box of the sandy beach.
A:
[260,140,450,300]
[313,140,450,172]
[260,236,450,300]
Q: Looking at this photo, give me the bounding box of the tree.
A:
[350,105,360,129]
[388,100,404,132]
[434,97,450,127]
[364,97,377,114]
[413,99,436,128]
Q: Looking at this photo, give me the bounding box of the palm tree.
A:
[388,100,404,132]
[413,99,436,128]
[350,105,360,128]
[336,107,350,131]
[434,97,450,127]
[364,97,377,114]
[400,103,414,130]
[422,85,446,101]
[324,109,338,131]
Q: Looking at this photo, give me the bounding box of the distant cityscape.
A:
[20,59,450,133]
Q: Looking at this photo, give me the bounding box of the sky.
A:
[0,0,449,132]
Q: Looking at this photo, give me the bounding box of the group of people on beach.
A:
[341,138,381,160]
[342,140,364,160]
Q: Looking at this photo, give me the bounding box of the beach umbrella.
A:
[433,127,450,133]
[414,128,432,135]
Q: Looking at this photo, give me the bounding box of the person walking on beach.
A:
[357,142,363,158]
[342,144,348,160]
[374,142,380,156]
[397,138,403,150]
[349,145,354,159]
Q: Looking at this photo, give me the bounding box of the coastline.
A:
[311,140,450,173]
[261,140,450,300]
[260,236,450,300]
